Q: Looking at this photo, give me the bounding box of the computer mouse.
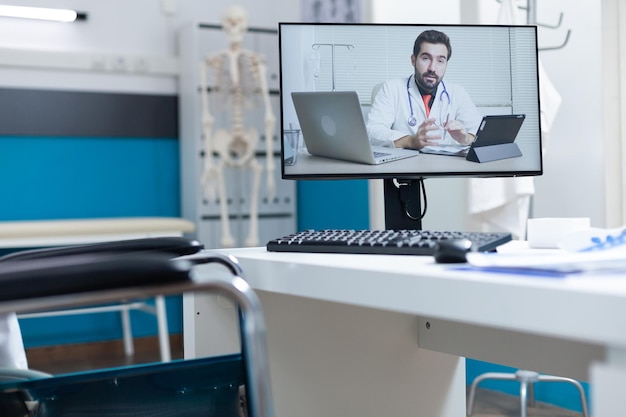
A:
[433,239,473,264]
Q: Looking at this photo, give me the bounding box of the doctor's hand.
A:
[444,120,474,145]
[394,118,442,149]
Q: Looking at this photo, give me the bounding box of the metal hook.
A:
[493,0,570,52]
[537,12,563,29]
[539,29,571,52]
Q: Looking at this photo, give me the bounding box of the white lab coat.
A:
[366,76,482,148]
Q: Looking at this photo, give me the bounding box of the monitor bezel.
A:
[278,22,544,181]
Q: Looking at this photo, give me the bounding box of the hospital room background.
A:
[0,0,619,413]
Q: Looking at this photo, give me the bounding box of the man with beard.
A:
[366,30,482,150]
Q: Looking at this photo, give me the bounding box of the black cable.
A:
[419,178,428,219]
[398,178,427,221]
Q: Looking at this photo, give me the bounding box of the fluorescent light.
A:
[0,5,87,22]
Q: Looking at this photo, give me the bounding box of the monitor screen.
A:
[278,23,543,180]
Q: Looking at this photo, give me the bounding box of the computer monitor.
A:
[278,22,543,229]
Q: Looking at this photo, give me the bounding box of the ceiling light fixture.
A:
[0,5,87,22]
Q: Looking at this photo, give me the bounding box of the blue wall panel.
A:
[0,136,180,220]
[297,180,370,230]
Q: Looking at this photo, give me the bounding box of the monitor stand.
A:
[383,178,424,230]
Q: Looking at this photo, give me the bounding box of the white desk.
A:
[284,142,539,177]
[185,244,626,417]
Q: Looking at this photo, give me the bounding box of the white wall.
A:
[601,0,623,228]
[371,0,461,23]
[530,1,607,227]
[0,0,300,50]
[0,0,300,93]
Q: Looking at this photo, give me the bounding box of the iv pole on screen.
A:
[311,43,353,91]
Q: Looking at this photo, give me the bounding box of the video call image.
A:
[279,23,543,179]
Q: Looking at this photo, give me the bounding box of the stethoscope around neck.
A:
[406,75,450,127]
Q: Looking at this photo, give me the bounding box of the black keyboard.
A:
[266,229,512,256]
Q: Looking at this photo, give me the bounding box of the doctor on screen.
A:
[367,30,482,150]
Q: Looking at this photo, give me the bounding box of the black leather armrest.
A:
[0,253,192,301]
[0,237,204,263]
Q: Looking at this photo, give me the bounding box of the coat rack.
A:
[496,0,570,51]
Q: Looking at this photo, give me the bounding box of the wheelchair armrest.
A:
[0,253,192,302]
[0,237,204,263]
[0,252,275,417]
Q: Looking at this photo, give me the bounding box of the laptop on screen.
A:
[291,91,419,165]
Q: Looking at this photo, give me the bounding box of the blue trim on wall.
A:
[0,136,180,220]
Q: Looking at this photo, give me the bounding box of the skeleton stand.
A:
[199,6,275,247]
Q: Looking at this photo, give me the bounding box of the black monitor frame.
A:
[278,22,543,229]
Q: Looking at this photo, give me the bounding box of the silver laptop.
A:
[291,91,419,165]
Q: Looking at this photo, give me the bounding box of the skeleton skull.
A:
[221,5,248,46]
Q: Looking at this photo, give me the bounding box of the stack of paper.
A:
[465,226,626,277]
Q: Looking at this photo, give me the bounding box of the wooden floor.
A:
[26,334,185,375]
[468,388,583,417]
[25,336,582,417]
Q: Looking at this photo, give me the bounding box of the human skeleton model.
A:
[199,5,276,247]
